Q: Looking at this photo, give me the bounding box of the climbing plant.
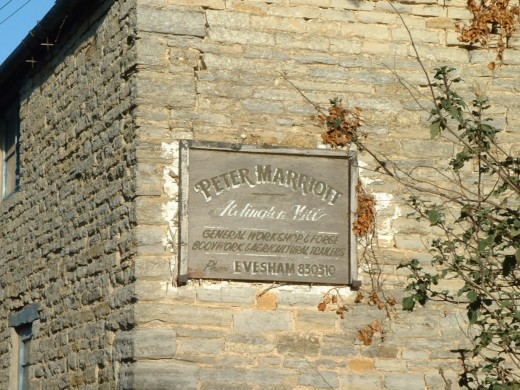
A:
[317,67,520,388]
[456,0,520,67]
[312,2,520,383]
[315,97,396,345]
[397,66,520,388]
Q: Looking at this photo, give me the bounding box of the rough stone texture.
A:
[123,361,199,390]
[1,0,519,388]
[233,310,293,333]
[0,1,138,388]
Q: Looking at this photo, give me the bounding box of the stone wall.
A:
[128,0,519,389]
[0,1,138,388]
[0,0,519,388]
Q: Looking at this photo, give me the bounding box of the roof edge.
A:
[0,0,103,101]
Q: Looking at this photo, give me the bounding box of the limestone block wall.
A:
[129,0,520,389]
[0,0,518,388]
[0,1,139,388]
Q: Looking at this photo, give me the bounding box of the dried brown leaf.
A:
[358,329,372,346]
[355,291,364,303]
[370,320,382,332]
[387,296,398,306]
[336,306,347,319]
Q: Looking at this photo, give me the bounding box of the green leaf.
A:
[427,210,441,225]
[502,300,513,308]
[402,296,415,311]
[430,121,441,139]
[510,383,520,390]
[448,106,460,119]
[467,290,479,303]
[468,308,479,323]
[478,234,495,253]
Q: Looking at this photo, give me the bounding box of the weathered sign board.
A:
[179,141,358,285]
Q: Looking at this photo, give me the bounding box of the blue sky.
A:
[0,0,55,64]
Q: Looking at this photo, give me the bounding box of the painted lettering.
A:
[193,165,343,205]
[232,261,296,276]
[193,179,212,201]
[215,200,287,220]
[232,261,336,277]
[292,204,327,221]
[203,260,230,272]
[256,164,272,183]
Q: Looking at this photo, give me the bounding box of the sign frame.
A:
[178,140,359,286]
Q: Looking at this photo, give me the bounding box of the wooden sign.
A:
[179,141,358,285]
